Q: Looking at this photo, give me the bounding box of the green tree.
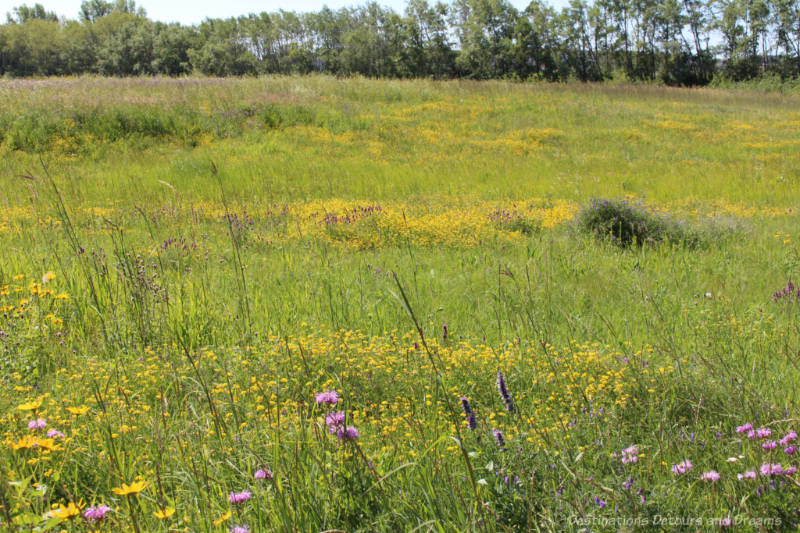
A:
[7,3,59,23]
[451,0,519,78]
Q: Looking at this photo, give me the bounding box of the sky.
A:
[0,0,554,25]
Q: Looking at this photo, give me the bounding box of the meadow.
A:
[1,76,800,531]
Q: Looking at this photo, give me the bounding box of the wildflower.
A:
[623,477,633,489]
[112,480,148,496]
[315,390,339,405]
[737,471,757,480]
[671,460,692,475]
[42,272,56,284]
[700,471,720,482]
[65,405,90,416]
[49,501,83,520]
[593,496,606,508]
[762,441,778,450]
[785,446,797,455]
[153,507,175,519]
[255,468,272,480]
[46,429,64,438]
[84,505,111,522]
[213,510,231,525]
[736,423,753,433]
[8,435,57,451]
[496,372,515,412]
[17,398,43,412]
[492,428,506,450]
[337,426,359,441]
[460,397,477,430]
[325,411,346,433]
[621,445,639,464]
[756,428,772,439]
[231,526,250,533]
[784,466,797,475]
[228,490,252,504]
[760,463,783,476]
[779,431,797,446]
[27,418,46,430]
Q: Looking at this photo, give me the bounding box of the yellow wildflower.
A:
[49,501,83,520]
[213,510,231,525]
[18,398,43,412]
[112,480,148,496]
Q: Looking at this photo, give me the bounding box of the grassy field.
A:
[1,76,800,531]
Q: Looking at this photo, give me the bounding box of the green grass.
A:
[0,76,799,532]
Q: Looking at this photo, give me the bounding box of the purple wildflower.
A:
[737,471,757,480]
[762,440,778,450]
[623,477,633,489]
[593,496,606,508]
[736,423,753,433]
[756,428,772,439]
[671,460,693,475]
[337,426,359,441]
[315,390,339,405]
[700,471,720,482]
[496,372,515,412]
[254,468,272,480]
[27,418,46,430]
[460,397,477,431]
[84,505,111,522]
[785,446,797,455]
[621,445,639,464]
[46,429,64,438]
[492,428,506,450]
[231,527,250,533]
[228,490,252,504]
[780,431,797,446]
[325,411,346,433]
[760,463,783,476]
[784,466,797,475]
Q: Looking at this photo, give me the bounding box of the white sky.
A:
[1,0,558,25]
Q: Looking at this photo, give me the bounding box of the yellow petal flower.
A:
[18,398,43,412]
[49,501,84,520]
[212,510,231,526]
[112,480,148,496]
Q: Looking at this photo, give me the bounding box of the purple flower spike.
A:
[460,397,477,431]
[496,371,515,412]
[492,428,506,450]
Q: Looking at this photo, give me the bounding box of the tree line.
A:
[2,0,799,84]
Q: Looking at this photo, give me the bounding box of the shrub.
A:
[577,198,700,247]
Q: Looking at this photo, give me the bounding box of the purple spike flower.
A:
[460,397,477,430]
[492,428,506,450]
[496,371,515,412]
